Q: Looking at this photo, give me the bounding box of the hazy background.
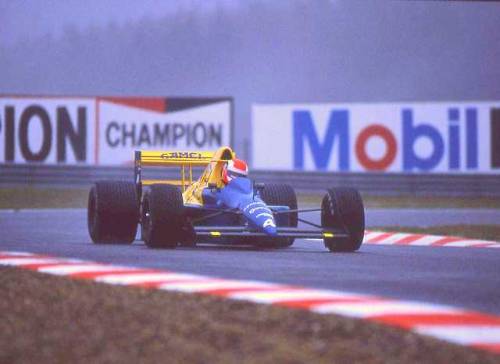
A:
[1,0,500,160]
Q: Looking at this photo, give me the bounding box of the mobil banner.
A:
[0,96,232,165]
[252,102,500,174]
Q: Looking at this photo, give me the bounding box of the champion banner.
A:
[0,96,233,165]
[252,102,500,174]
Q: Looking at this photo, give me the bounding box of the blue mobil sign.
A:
[252,102,500,174]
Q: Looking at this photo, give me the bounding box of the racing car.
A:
[87,146,365,252]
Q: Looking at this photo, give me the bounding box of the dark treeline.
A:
[1,0,499,155]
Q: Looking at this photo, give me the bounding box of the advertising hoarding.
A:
[0,96,233,165]
[253,102,500,174]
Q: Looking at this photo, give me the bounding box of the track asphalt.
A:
[368,208,500,227]
[1,209,499,316]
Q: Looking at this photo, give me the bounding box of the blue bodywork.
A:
[200,177,286,236]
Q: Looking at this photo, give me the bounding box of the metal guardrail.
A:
[1,164,499,197]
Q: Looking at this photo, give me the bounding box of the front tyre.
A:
[142,184,185,249]
[88,181,139,244]
[321,188,364,252]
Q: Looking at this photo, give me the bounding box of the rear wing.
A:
[137,151,214,167]
[134,150,215,198]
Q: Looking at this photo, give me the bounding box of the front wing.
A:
[185,205,349,242]
[194,226,349,240]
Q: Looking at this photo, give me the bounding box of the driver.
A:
[222,158,248,184]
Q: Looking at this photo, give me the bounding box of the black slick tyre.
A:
[87,181,139,244]
[142,184,185,249]
[321,187,365,252]
[259,183,298,248]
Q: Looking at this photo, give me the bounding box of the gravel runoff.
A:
[1,267,498,364]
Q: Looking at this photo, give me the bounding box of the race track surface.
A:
[1,209,499,315]
[368,208,500,227]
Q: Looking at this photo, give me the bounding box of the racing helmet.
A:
[222,158,248,184]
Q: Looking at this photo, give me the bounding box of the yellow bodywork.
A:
[136,146,236,206]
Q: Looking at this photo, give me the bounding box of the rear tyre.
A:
[88,181,139,244]
[259,183,298,248]
[142,184,185,249]
[321,188,364,252]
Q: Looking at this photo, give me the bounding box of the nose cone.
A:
[263,221,278,236]
[261,215,277,235]
[242,201,278,236]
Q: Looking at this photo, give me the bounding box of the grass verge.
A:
[0,187,89,209]
[1,266,498,364]
[370,225,500,242]
[2,187,500,209]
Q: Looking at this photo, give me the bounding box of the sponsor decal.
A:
[161,152,204,160]
[256,212,274,219]
[253,102,500,174]
[263,218,276,228]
